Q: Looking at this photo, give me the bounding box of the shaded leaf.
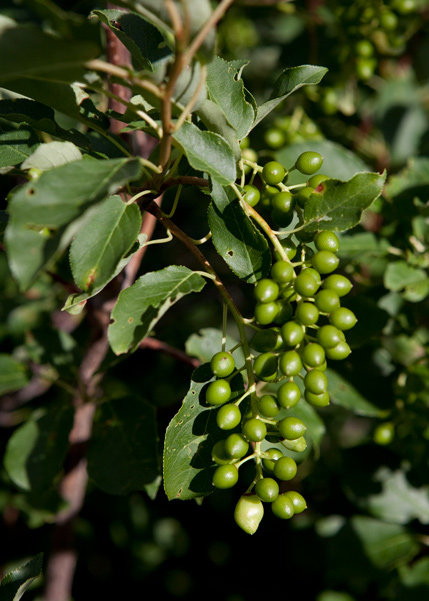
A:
[185,327,244,367]
[163,364,244,500]
[87,397,159,495]
[0,553,43,601]
[21,141,82,171]
[0,354,29,395]
[326,369,385,417]
[208,181,271,283]
[108,266,206,355]
[0,126,39,169]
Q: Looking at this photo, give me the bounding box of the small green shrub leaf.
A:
[0,553,43,601]
[0,354,29,395]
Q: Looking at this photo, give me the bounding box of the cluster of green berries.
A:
[263,112,323,150]
[206,152,357,534]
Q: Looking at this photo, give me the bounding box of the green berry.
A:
[281,321,304,347]
[254,278,280,303]
[317,324,343,349]
[312,250,340,274]
[243,184,260,207]
[234,494,264,535]
[323,274,352,297]
[272,494,295,519]
[262,161,287,185]
[295,186,315,209]
[294,270,320,297]
[262,447,284,472]
[210,351,235,377]
[295,151,324,175]
[250,328,282,352]
[242,417,267,442]
[264,127,286,149]
[216,404,242,430]
[355,39,374,58]
[308,174,329,188]
[281,436,307,453]
[325,340,351,360]
[301,342,326,368]
[271,260,294,284]
[273,455,297,481]
[279,350,303,377]
[258,394,281,418]
[212,464,239,489]
[373,422,395,445]
[255,477,280,502]
[272,191,295,215]
[211,439,231,465]
[224,433,249,459]
[315,231,340,253]
[284,491,307,513]
[273,299,294,325]
[253,352,278,382]
[304,389,330,407]
[329,307,357,330]
[278,416,307,440]
[295,302,319,326]
[314,289,341,313]
[206,379,231,406]
[304,369,328,395]
[277,380,301,409]
[254,301,279,325]
[276,237,297,261]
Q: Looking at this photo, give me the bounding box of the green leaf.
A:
[173,121,236,185]
[163,364,245,500]
[196,99,241,162]
[69,195,141,293]
[87,397,159,495]
[385,157,429,202]
[0,553,43,601]
[0,354,29,395]
[367,468,429,525]
[91,9,171,71]
[21,141,82,171]
[208,181,271,283]
[384,260,428,292]
[206,56,255,139]
[0,22,99,85]
[302,171,387,232]
[326,369,385,417]
[351,515,419,570]
[254,65,328,128]
[185,327,244,366]
[337,231,390,260]
[4,405,74,493]
[5,157,142,290]
[0,126,40,169]
[108,265,206,355]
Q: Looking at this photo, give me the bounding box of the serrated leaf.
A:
[208,181,271,283]
[5,157,142,290]
[108,265,206,355]
[163,364,245,500]
[367,468,429,525]
[21,141,82,171]
[254,65,328,128]
[196,99,241,162]
[0,22,99,85]
[302,171,387,232]
[326,369,385,417]
[0,354,29,395]
[0,126,39,168]
[4,405,74,493]
[69,195,141,293]
[87,397,159,495]
[173,121,236,185]
[91,9,171,71]
[0,553,43,601]
[206,56,255,139]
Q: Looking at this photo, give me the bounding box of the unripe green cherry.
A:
[284,491,307,513]
[373,422,395,445]
[234,495,264,535]
[323,274,352,297]
[317,324,343,349]
[254,278,280,303]
[212,464,239,489]
[243,184,260,207]
[314,231,340,253]
[301,342,326,368]
[255,477,280,503]
[271,260,294,284]
[273,299,294,325]
[278,380,301,409]
[305,389,330,407]
[279,350,303,377]
[211,439,231,465]
[308,174,329,188]
[304,369,328,395]
[281,436,307,453]
[295,302,319,326]
[275,237,297,261]
[262,161,287,185]
[253,352,278,382]
[329,307,357,330]
[210,351,235,378]
[262,447,284,472]
[295,151,324,175]
[326,340,351,360]
[272,494,295,519]
[224,433,249,459]
[295,186,315,209]
[272,191,295,214]
[281,321,304,347]
[294,270,320,297]
[250,328,283,353]
[216,404,242,430]
[254,301,279,325]
[278,416,307,440]
[314,289,341,313]
[258,394,281,418]
[206,379,231,406]
[311,250,340,274]
[242,418,267,442]
[273,455,297,481]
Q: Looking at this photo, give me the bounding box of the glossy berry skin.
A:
[254,278,279,303]
[295,151,324,175]
[274,299,294,325]
[278,381,301,409]
[315,289,341,314]
[295,302,319,326]
[279,350,303,377]
[315,231,340,253]
[304,369,328,395]
[216,404,242,430]
[272,494,295,519]
[206,379,231,406]
[271,260,294,284]
[305,389,330,407]
[234,495,264,535]
[243,184,260,207]
[253,352,278,382]
[262,161,287,185]
[281,321,304,348]
[258,394,281,418]
[312,250,340,274]
[275,237,297,261]
[262,447,284,472]
[212,464,239,489]
[265,127,286,149]
[281,436,307,453]
[301,343,326,368]
[329,307,357,330]
[308,174,329,188]
[210,351,235,378]
[278,416,307,440]
[255,477,279,503]
[326,340,351,360]
[242,418,267,442]
[373,422,395,445]
[211,439,231,465]
[284,491,307,513]
[254,301,279,325]
[273,455,297,481]
[295,186,315,209]
[250,328,282,353]
[272,191,295,215]
[323,274,352,297]
[317,324,343,349]
[224,433,249,459]
[294,270,320,298]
